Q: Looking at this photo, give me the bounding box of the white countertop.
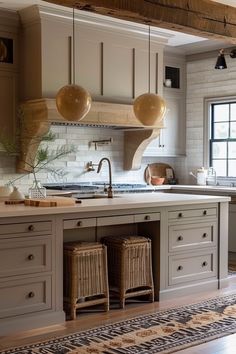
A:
[0,193,230,218]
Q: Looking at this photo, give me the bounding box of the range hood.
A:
[19,98,163,172]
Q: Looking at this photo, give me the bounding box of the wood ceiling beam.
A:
[43,0,236,43]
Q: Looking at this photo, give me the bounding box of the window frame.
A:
[204,96,236,178]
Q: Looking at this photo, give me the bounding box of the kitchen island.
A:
[0,193,230,335]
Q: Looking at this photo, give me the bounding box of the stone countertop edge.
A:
[0,193,231,218]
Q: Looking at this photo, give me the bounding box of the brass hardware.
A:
[97,157,113,198]
[28,291,35,298]
[178,213,183,218]
[202,233,207,238]
[28,254,34,261]
[177,265,183,271]
[202,261,208,267]
[177,236,183,241]
[203,210,207,215]
[90,138,112,150]
[28,225,35,231]
[77,221,82,227]
[145,215,151,220]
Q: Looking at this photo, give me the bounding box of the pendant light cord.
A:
[148,25,151,93]
[72,7,75,85]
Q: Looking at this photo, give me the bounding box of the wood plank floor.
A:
[1,276,236,353]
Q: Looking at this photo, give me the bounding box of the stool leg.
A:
[70,302,77,320]
[149,291,154,303]
[104,300,109,312]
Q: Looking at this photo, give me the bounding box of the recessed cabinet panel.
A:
[135,48,148,98]
[77,36,101,96]
[103,43,133,99]
[41,20,71,96]
[0,237,51,277]
[169,222,217,252]
[169,249,217,285]
[0,275,52,318]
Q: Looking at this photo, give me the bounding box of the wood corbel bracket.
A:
[124,128,161,170]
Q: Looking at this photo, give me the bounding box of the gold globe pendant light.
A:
[56,8,91,122]
[133,26,166,126]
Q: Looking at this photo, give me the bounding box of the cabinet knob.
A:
[28,291,35,298]
[203,210,207,216]
[145,215,151,221]
[77,221,82,227]
[202,261,208,267]
[178,213,183,218]
[28,254,34,261]
[28,224,35,231]
[159,144,162,148]
[162,144,165,148]
[202,233,207,238]
[177,265,183,271]
[177,235,183,241]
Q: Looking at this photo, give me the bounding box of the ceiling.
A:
[0,0,235,54]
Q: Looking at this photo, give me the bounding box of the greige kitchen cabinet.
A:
[0,215,64,335]
[0,10,19,152]
[19,5,166,102]
[143,54,186,157]
[159,204,218,299]
[0,193,229,335]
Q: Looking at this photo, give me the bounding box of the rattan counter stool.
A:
[101,235,154,309]
[63,241,109,320]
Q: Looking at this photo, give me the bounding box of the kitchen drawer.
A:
[97,215,134,227]
[0,237,51,278]
[169,249,217,286]
[134,212,160,223]
[169,222,217,252]
[168,207,217,221]
[0,275,52,319]
[0,221,52,238]
[64,218,96,229]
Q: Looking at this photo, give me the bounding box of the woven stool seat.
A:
[101,235,154,308]
[63,241,109,319]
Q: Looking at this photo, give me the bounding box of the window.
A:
[210,101,236,177]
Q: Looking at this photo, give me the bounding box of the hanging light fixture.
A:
[133,26,166,126]
[56,7,91,121]
[215,48,236,69]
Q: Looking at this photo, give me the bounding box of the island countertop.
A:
[0,192,230,218]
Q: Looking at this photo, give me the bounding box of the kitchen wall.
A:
[0,125,176,193]
[173,54,236,185]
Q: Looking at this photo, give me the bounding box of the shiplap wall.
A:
[174,54,236,184]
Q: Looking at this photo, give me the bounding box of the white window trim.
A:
[204,95,236,180]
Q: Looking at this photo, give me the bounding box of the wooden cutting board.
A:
[144,163,174,184]
[24,196,77,207]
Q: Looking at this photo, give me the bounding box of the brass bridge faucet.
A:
[97,158,113,198]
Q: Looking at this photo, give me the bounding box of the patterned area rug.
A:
[2,293,236,354]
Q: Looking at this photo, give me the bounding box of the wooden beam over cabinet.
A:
[43,0,236,43]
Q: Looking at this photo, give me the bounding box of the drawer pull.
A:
[28,224,35,231]
[77,221,82,227]
[203,210,207,216]
[28,291,35,298]
[202,233,207,238]
[177,265,183,271]
[28,254,34,261]
[145,215,151,221]
[177,236,183,241]
[178,213,183,218]
[202,261,208,267]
